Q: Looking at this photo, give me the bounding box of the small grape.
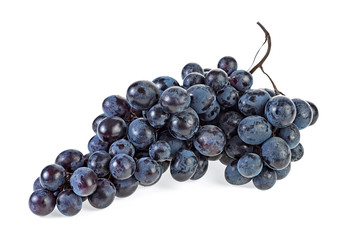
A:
[229,70,253,92]
[181,63,204,80]
[88,179,116,209]
[292,98,313,130]
[194,125,226,157]
[159,86,191,114]
[217,56,238,75]
[253,166,277,190]
[152,76,179,95]
[28,189,56,216]
[126,80,160,110]
[291,143,304,162]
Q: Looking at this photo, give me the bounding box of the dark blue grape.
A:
[229,70,253,92]
[219,153,236,166]
[29,189,56,216]
[160,160,171,173]
[159,86,191,114]
[56,189,82,216]
[225,160,251,185]
[102,95,131,119]
[149,140,171,162]
[292,98,313,130]
[126,80,160,110]
[170,150,198,182]
[238,116,272,145]
[194,125,226,157]
[169,107,199,140]
[109,154,136,180]
[199,100,220,122]
[147,104,170,129]
[261,137,291,170]
[88,135,110,153]
[97,116,127,142]
[158,130,187,158]
[181,62,204,80]
[307,101,319,126]
[152,76,179,95]
[216,85,239,108]
[40,164,66,191]
[70,167,98,197]
[88,178,116,209]
[291,143,304,162]
[205,69,229,92]
[217,56,238,75]
[187,84,216,114]
[261,88,276,97]
[109,139,135,157]
[237,153,263,178]
[55,149,84,173]
[128,118,156,150]
[238,89,270,116]
[190,152,208,180]
[111,176,139,198]
[33,177,43,191]
[218,111,243,139]
[278,124,300,149]
[134,157,162,186]
[265,96,297,128]
[183,73,205,89]
[92,114,106,133]
[275,163,291,180]
[134,150,150,160]
[253,166,277,190]
[87,150,111,177]
[225,135,254,159]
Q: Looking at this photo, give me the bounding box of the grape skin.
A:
[181,62,204,80]
[149,141,171,162]
[238,89,270,116]
[292,98,313,130]
[216,85,239,108]
[229,70,253,92]
[128,118,156,150]
[109,154,136,180]
[159,86,191,114]
[111,176,139,198]
[183,72,205,89]
[237,116,272,145]
[261,137,291,170]
[237,153,263,178]
[87,150,111,178]
[217,56,238,75]
[102,95,131,119]
[193,125,226,157]
[307,101,319,126]
[92,114,106,133]
[265,96,297,128]
[55,149,84,173]
[291,143,304,162]
[134,157,162,186]
[126,80,160,110]
[88,135,111,153]
[57,189,82,216]
[97,116,127,143]
[187,84,216,114]
[28,189,56,216]
[40,164,66,192]
[225,160,251,185]
[88,179,116,209]
[277,124,300,149]
[152,76,179,95]
[253,166,277,190]
[170,150,198,182]
[70,167,98,197]
[205,69,229,92]
[146,104,170,129]
[168,107,199,140]
[109,139,135,157]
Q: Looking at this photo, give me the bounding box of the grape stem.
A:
[249,22,284,96]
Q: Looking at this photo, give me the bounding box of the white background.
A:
[0,0,346,239]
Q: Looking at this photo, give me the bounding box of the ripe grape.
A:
[261,137,291,170]
[237,116,272,145]
[217,56,238,75]
[307,101,319,126]
[97,116,127,142]
[149,140,171,162]
[28,189,56,216]
[109,154,136,180]
[88,135,110,153]
[168,107,199,140]
[183,73,205,89]
[275,163,291,180]
[128,118,156,150]
[56,189,82,216]
[265,96,297,128]
[229,70,253,92]
[146,103,170,128]
[216,85,239,108]
[40,164,66,191]
[126,80,160,110]
[159,86,191,114]
[55,149,84,173]
[194,125,226,157]
[225,160,251,185]
[205,69,229,92]
[277,124,300,149]
[181,62,204,80]
[238,89,270,116]
[252,166,277,190]
[187,84,216,114]
[291,143,304,162]
[109,139,135,157]
[70,167,98,197]
[152,76,179,95]
[88,178,116,209]
[102,95,131,119]
[134,157,162,186]
[237,153,263,178]
[87,150,111,177]
[170,150,198,182]
[92,114,106,133]
[292,98,313,130]
[111,176,139,198]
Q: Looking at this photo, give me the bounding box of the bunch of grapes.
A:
[29,23,319,217]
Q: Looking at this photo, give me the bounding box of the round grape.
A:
[88,179,116,209]
[261,137,291,170]
[109,154,136,180]
[109,139,135,157]
[28,189,56,216]
[307,101,319,126]
[216,85,239,108]
[217,56,238,75]
[128,118,156,150]
[225,135,254,159]
[146,104,170,129]
[237,116,272,145]
[225,160,251,185]
[292,98,313,130]
[265,96,297,128]
[218,111,243,139]
[183,72,205,89]
[229,70,253,92]
[187,84,216,114]
[253,166,277,190]
[87,150,111,177]
[126,80,160,110]
[205,69,229,92]
[134,157,162,186]
[238,89,271,116]
[168,107,199,140]
[40,164,66,191]
[237,153,263,178]
[55,149,84,173]
[194,125,226,157]
[159,86,191,114]
[181,62,204,80]
[88,135,111,153]
[97,116,127,143]
[278,124,300,149]
[291,143,304,162]
[111,176,139,198]
[149,140,171,162]
[56,189,82,216]
[92,114,106,133]
[152,76,179,95]
[275,163,291,180]
[102,95,131,119]
[170,150,198,182]
[70,167,98,197]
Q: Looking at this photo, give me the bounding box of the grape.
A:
[88,178,116,209]
[307,101,319,126]
[225,135,254,159]
[261,137,291,170]
[56,189,82,216]
[152,76,179,95]
[168,107,199,140]
[181,62,204,80]
[88,135,110,153]
[158,130,187,158]
[277,124,300,149]
[264,96,297,128]
[33,177,43,191]
[55,149,84,173]
[194,125,226,157]
[275,163,291,180]
[203,68,211,77]
[70,167,98,197]
[291,143,304,162]
[229,70,253,92]
[219,153,236,166]
[40,164,66,191]
[238,89,271,116]
[160,160,171,173]
[217,56,238,75]
[109,139,135,157]
[134,150,150,160]
[134,157,162,186]
[149,140,171,162]
[159,86,191,114]
[225,160,251,185]
[128,118,156,150]
[238,116,272,145]
[170,150,198,182]
[218,111,243,139]
[102,95,131,119]
[28,189,56,216]
[109,154,136,180]
[82,153,91,167]
[261,88,276,97]
[199,100,220,122]
[237,153,263,178]
[92,114,106,133]
[111,176,139,198]
[146,104,170,128]
[216,85,239,108]
[205,69,229,92]
[187,84,216,114]
[190,153,209,180]
[126,80,160,110]
[87,150,111,177]
[97,116,127,142]
[252,166,277,190]
[183,73,205,89]
[292,98,313,130]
